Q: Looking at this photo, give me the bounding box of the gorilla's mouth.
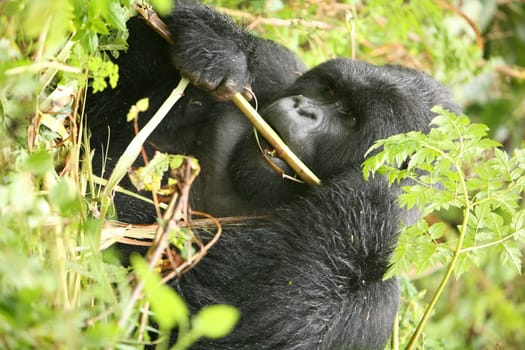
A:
[254,130,283,162]
[253,129,304,184]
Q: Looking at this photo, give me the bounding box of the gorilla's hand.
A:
[166,0,255,100]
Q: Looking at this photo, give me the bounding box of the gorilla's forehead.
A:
[297,58,407,98]
[308,58,382,81]
[298,58,445,116]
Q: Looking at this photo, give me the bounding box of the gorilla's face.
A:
[228,59,457,205]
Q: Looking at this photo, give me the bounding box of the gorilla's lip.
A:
[258,136,282,161]
[255,132,298,179]
[253,120,280,156]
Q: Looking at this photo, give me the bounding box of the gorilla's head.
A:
[229,59,460,204]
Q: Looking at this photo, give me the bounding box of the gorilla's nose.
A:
[290,95,319,121]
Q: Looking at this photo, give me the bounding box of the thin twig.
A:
[434,0,484,51]
[162,211,223,282]
[218,7,333,30]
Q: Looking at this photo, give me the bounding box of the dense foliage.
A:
[0,0,524,349]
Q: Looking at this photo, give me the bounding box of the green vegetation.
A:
[364,108,525,348]
[1,0,524,349]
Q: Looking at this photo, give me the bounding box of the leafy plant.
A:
[0,0,236,348]
[131,255,239,350]
[364,107,525,348]
[1,0,524,348]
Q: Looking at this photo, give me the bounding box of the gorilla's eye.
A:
[348,115,358,128]
[324,86,335,97]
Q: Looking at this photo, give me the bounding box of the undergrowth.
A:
[1,0,524,349]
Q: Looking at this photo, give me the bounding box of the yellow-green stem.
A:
[405,158,470,349]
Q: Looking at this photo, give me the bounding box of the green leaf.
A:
[90,18,109,35]
[105,1,127,31]
[136,98,149,112]
[454,251,481,277]
[193,305,240,339]
[131,255,188,329]
[511,209,525,239]
[126,98,149,122]
[500,241,522,274]
[170,155,184,170]
[150,0,174,15]
[429,222,446,240]
[49,177,81,216]
[23,149,53,175]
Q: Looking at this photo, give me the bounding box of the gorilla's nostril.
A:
[298,109,316,119]
[292,96,301,108]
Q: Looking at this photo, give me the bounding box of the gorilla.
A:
[87,1,460,349]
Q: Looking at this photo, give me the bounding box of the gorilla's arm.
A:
[174,168,400,350]
[166,0,305,103]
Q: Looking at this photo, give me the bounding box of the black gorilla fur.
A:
[87,1,460,349]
